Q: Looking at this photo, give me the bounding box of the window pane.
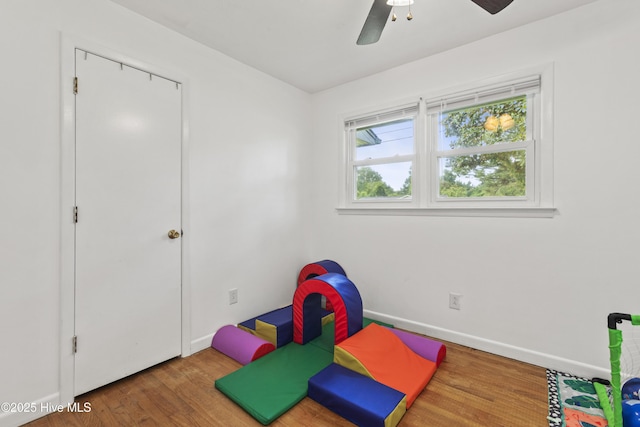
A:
[356,118,414,161]
[438,150,526,198]
[355,162,412,200]
[438,96,527,151]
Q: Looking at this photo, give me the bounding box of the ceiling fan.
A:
[357,0,515,45]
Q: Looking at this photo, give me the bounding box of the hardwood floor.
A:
[26,338,548,427]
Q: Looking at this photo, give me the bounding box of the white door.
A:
[74,49,182,395]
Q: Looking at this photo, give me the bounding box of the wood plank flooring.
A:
[26,337,548,427]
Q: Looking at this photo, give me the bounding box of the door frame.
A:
[59,34,192,405]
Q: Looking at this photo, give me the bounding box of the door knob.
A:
[168,229,181,239]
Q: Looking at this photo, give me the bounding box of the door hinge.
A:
[73,77,78,95]
[73,206,78,223]
[72,336,78,354]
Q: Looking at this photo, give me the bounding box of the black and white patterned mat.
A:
[547,369,609,427]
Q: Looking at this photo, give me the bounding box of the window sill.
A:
[336,206,557,218]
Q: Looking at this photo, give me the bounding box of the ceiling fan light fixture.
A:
[484,116,499,132]
[499,113,515,130]
[386,0,414,6]
[359,0,514,46]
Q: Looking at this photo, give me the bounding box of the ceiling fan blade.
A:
[470,0,514,14]
[357,0,393,45]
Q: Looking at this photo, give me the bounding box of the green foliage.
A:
[439,96,527,198]
[399,167,412,196]
[356,167,411,199]
[440,169,472,197]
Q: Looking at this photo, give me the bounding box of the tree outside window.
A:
[438,96,528,199]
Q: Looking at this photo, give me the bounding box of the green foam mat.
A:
[215,341,333,425]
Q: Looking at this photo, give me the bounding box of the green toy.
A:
[595,313,640,427]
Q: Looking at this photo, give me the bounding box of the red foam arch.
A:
[293,277,353,345]
[297,260,346,287]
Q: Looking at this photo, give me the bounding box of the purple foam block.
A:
[385,327,446,367]
[211,325,275,365]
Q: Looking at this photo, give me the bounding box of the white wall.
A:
[0,0,311,425]
[309,0,640,378]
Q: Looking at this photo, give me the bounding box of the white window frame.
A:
[338,64,555,218]
[342,102,422,208]
[427,76,539,208]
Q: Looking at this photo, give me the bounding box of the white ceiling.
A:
[108,0,599,93]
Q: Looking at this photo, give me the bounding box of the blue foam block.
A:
[308,363,406,427]
[258,305,293,348]
[240,305,335,348]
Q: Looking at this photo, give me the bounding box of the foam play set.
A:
[211,260,446,426]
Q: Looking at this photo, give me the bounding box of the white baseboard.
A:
[364,309,609,380]
[0,392,60,427]
[190,333,215,355]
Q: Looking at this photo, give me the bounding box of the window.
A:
[427,77,539,205]
[344,104,418,202]
[339,66,554,217]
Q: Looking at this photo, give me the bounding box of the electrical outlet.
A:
[229,288,238,305]
[449,292,462,310]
